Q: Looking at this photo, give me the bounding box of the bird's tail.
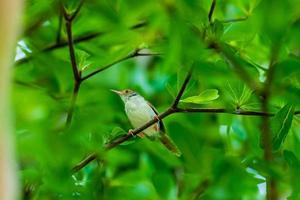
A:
[159,134,181,157]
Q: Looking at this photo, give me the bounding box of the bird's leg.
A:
[154,115,160,121]
[127,129,135,137]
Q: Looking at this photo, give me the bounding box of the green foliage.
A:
[13,0,300,199]
[180,89,219,104]
[271,104,295,151]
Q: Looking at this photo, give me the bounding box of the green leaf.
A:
[76,49,91,71]
[271,104,295,151]
[180,89,219,104]
[283,150,300,168]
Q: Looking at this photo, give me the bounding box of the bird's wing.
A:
[147,102,166,133]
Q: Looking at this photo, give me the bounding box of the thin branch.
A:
[208,0,216,23]
[189,179,210,200]
[15,21,148,66]
[72,69,193,172]
[81,51,161,81]
[72,105,300,172]
[61,1,84,126]
[176,108,274,116]
[65,82,81,128]
[72,152,98,173]
[65,20,81,81]
[221,16,248,23]
[69,0,85,21]
[171,68,193,108]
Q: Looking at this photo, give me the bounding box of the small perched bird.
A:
[111,89,181,156]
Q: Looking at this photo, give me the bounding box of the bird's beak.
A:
[110,89,122,95]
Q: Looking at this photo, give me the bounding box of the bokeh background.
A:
[13,0,300,199]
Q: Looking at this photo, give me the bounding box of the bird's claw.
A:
[127,129,135,137]
[154,115,160,121]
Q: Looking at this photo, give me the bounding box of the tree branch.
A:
[15,21,148,66]
[72,105,300,172]
[208,0,216,23]
[81,50,161,81]
[72,62,300,172]
[62,2,83,126]
[69,0,85,21]
[261,46,280,200]
[171,68,193,108]
[72,69,194,172]
[221,16,248,23]
[65,81,81,128]
[72,152,98,173]
[63,11,81,82]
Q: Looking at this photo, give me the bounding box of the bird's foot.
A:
[127,129,135,137]
[154,115,160,121]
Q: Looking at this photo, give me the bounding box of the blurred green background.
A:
[13,0,300,199]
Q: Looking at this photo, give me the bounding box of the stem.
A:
[72,152,98,173]
[66,81,81,128]
[81,51,161,81]
[65,20,80,82]
[15,21,148,66]
[261,46,280,200]
[208,0,216,23]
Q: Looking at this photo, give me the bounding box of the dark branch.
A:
[62,1,84,126]
[81,51,161,81]
[221,16,248,23]
[208,0,216,23]
[72,152,98,173]
[171,68,193,108]
[15,21,148,66]
[65,82,81,128]
[65,21,81,81]
[72,105,300,172]
[73,69,193,172]
[69,0,85,21]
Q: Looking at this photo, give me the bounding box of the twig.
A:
[65,21,81,81]
[72,105,300,172]
[61,2,83,126]
[189,179,210,200]
[15,21,148,66]
[221,16,248,23]
[65,81,81,128]
[72,152,98,173]
[69,0,85,21]
[72,69,194,172]
[72,62,300,172]
[81,51,161,81]
[171,68,193,108]
[208,0,216,23]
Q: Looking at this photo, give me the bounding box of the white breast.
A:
[125,96,159,136]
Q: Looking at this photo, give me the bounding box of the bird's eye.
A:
[125,90,128,93]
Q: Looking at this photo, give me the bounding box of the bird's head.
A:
[111,89,138,102]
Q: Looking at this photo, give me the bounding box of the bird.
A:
[111,89,181,156]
